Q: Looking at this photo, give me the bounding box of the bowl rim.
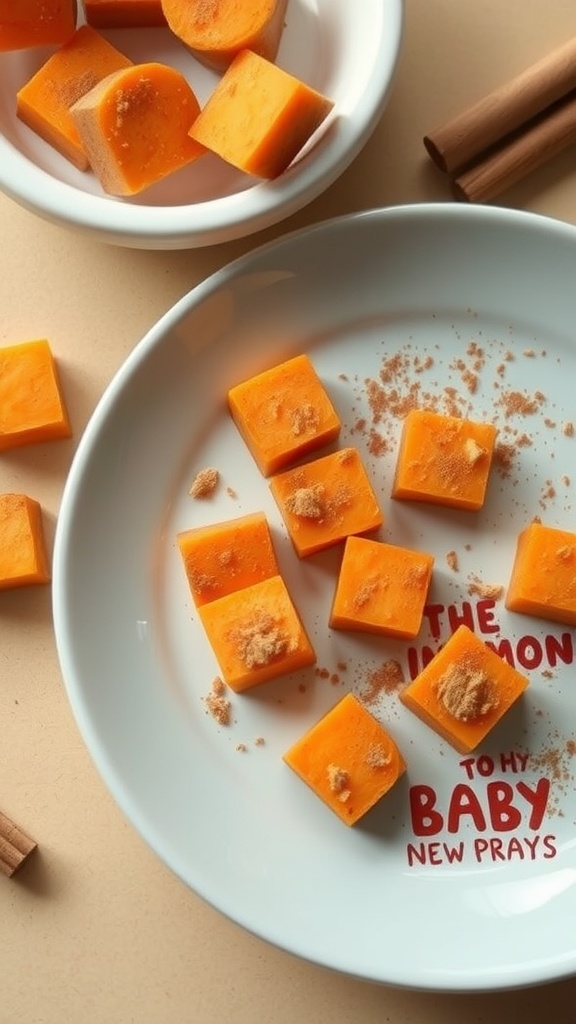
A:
[0,0,404,248]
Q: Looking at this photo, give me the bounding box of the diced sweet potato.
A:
[329,536,434,639]
[188,48,334,178]
[70,62,206,195]
[283,693,406,826]
[161,0,288,72]
[0,494,51,589]
[399,625,529,754]
[392,409,497,511]
[16,24,132,170]
[269,447,383,558]
[505,521,576,626]
[0,339,71,451]
[228,354,341,477]
[199,574,315,692]
[178,512,279,607]
[84,0,166,27]
[0,0,77,51]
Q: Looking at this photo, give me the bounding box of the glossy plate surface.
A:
[54,205,576,990]
[0,0,402,248]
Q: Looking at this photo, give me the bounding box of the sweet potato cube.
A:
[0,339,71,451]
[330,536,434,639]
[84,0,166,27]
[283,693,406,826]
[70,62,206,196]
[505,521,576,626]
[188,49,334,178]
[16,25,132,170]
[177,512,279,608]
[392,409,497,511]
[162,0,287,72]
[228,354,341,477]
[0,0,77,51]
[199,574,315,692]
[0,494,51,589]
[270,447,383,558]
[399,625,529,754]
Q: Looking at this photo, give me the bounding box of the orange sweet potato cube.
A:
[505,521,576,626]
[0,0,77,51]
[0,494,51,589]
[0,339,72,451]
[177,511,279,608]
[188,49,334,177]
[329,536,434,639]
[392,409,497,511]
[16,25,132,170]
[399,625,529,754]
[228,354,341,477]
[283,693,406,826]
[199,574,315,692]
[269,447,383,558]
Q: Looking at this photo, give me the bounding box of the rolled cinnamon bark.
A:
[0,810,37,877]
[424,35,576,173]
[453,91,576,202]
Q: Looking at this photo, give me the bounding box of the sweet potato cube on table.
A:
[84,0,166,28]
[199,574,315,692]
[177,512,279,608]
[16,25,133,170]
[330,536,434,639]
[400,625,529,754]
[70,62,205,196]
[270,447,383,558]
[162,0,287,72]
[0,339,71,451]
[505,521,576,626]
[189,49,334,178]
[0,494,51,589]
[0,0,76,51]
[228,354,341,477]
[392,409,497,511]
[283,693,406,826]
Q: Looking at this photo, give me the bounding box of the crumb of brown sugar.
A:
[236,742,247,752]
[204,676,232,726]
[368,428,389,457]
[337,661,348,673]
[315,666,330,680]
[497,388,545,418]
[467,576,503,600]
[542,669,554,680]
[254,736,265,746]
[563,421,574,437]
[503,350,514,361]
[189,467,219,498]
[544,417,557,429]
[226,485,237,498]
[493,441,517,478]
[338,372,349,381]
[446,550,459,572]
[523,348,535,357]
[562,475,571,486]
[539,481,556,507]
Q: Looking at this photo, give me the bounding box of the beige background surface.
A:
[3,1,576,1021]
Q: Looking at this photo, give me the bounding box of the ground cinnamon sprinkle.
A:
[290,403,319,436]
[204,676,231,726]
[359,659,405,706]
[467,576,503,600]
[189,466,219,498]
[436,663,497,721]
[285,484,326,520]
[231,611,295,668]
[327,764,351,802]
[365,744,390,769]
[446,550,459,572]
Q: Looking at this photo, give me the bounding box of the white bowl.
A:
[0,1,403,249]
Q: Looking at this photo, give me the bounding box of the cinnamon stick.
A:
[0,810,37,877]
[453,90,576,203]
[424,34,576,174]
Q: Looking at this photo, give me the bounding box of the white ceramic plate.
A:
[53,204,576,991]
[0,1,402,248]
